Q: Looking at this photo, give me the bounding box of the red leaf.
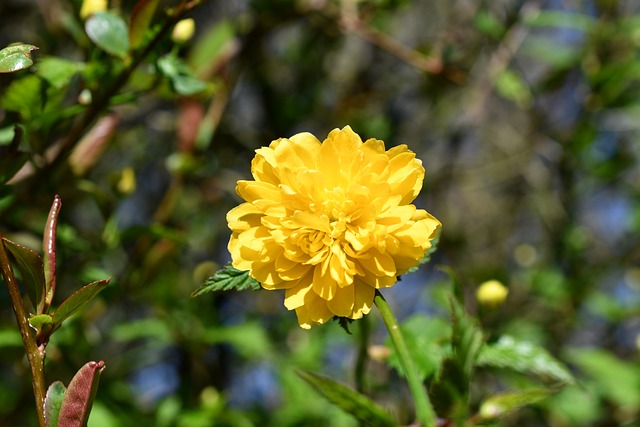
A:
[57,361,105,427]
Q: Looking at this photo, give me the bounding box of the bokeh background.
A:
[1,0,639,425]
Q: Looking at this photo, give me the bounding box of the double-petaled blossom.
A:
[227,126,441,328]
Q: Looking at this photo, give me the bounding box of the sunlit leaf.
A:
[2,237,45,312]
[192,264,261,296]
[297,370,396,427]
[129,0,159,49]
[0,328,23,348]
[51,279,110,328]
[477,388,554,422]
[85,12,129,58]
[0,43,38,73]
[44,381,66,427]
[57,361,105,427]
[478,336,575,385]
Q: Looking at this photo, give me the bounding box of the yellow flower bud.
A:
[117,167,136,195]
[80,0,108,19]
[476,280,509,307]
[171,19,196,43]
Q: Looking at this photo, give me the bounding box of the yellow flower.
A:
[80,0,107,19]
[227,126,441,329]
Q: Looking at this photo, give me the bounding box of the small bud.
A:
[476,280,508,307]
[117,167,136,195]
[80,0,108,19]
[171,18,196,43]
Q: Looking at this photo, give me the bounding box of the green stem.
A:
[0,237,46,427]
[374,290,436,427]
[355,315,370,393]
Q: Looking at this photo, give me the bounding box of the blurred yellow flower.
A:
[476,280,509,307]
[80,0,107,19]
[171,18,196,43]
[227,126,441,328]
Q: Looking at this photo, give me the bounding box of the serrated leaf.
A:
[85,12,129,58]
[429,296,483,420]
[157,54,207,96]
[0,43,38,73]
[45,381,66,427]
[297,370,396,427]
[2,237,45,312]
[192,264,260,296]
[58,361,105,427]
[129,0,159,49]
[36,57,85,89]
[477,388,554,422]
[51,279,110,328]
[478,336,575,385]
[386,315,451,381]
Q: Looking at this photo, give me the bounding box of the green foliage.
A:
[85,12,130,59]
[44,381,66,427]
[297,370,396,427]
[0,43,38,73]
[192,264,261,296]
[2,238,45,311]
[386,315,451,381]
[129,0,160,50]
[157,54,208,95]
[478,336,574,385]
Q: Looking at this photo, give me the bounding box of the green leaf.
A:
[36,57,85,89]
[51,279,110,328]
[0,43,38,73]
[188,20,236,76]
[110,318,173,343]
[29,313,54,329]
[129,0,159,49]
[157,54,207,96]
[495,69,531,107]
[192,264,261,297]
[0,127,28,185]
[477,388,554,422]
[297,370,397,427]
[525,10,597,33]
[429,296,483,420]
[0,74,42,120]
[2,237,45,312]
[0,328,23,348]
[45,381,66,427]
[202,322,272,359]
[478,336,575,385]
[85,12,129,58]
[58,361,105,427]
[386,315,451,381]
[565,348,640,408]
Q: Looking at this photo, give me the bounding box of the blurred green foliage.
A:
[1,0,639,426]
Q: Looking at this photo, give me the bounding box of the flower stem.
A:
[355,315,370,393]
[0,236,46,427]
[374,290,436,427]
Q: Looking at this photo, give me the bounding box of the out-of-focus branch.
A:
[308,0,443,74]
